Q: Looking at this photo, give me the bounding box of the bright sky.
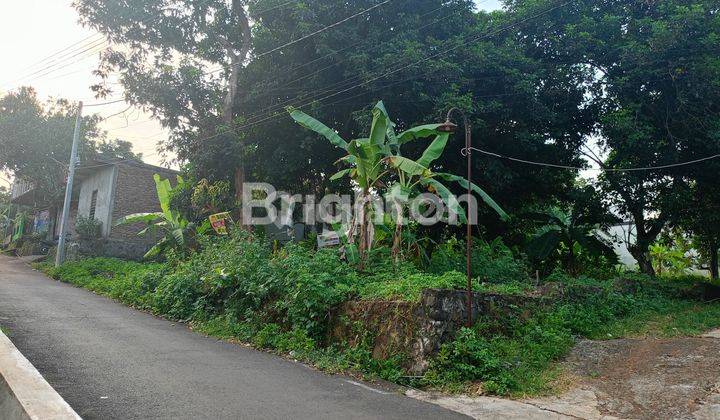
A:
[0,0,502,189]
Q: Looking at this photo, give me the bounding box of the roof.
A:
[75,158,180,180]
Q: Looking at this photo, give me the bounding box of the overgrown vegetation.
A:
[39,230,720,397]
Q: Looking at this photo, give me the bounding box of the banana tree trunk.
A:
[358,190,372,269]
[391,201,404,261]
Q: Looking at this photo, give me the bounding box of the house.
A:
[9,158,179,259]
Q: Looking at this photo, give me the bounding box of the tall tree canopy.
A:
[508,0,720,273]
[74,0,720,272]
[74,0,253,195]
[0,87,140,204]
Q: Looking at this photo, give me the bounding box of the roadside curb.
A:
[0,329,81,420]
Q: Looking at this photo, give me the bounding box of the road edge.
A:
[0,328,81,420]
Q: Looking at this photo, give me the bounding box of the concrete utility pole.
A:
[55,101,83,267]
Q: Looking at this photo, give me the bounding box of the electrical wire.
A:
[205,0,394,76]
[462,146,720,172]
[100,0,577,145]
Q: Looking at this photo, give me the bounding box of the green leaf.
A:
[397,124,443,144]
[114,212,163,226]
[436,173,508,220]
[422,178,467,224]
[287,107,348,150]
[386,183,412,203]
[387,156,431,177]
[417,133,449,168]
[369,101,390,146]
[171,228,185,245]
[526,226,563,260]
[330,169,352,181]
[143,237,168,259]
[153,174,173,216]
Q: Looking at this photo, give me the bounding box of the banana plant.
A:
[289,103,393,267]
[380,108,507,259]
[115,174,207,259]
[288,101,507,263]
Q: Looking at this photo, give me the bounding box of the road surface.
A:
[0,255,465,419]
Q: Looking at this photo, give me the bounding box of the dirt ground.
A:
[408,331,720,419]
[565,336,720,419]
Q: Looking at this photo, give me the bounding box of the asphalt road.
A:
[0,255,466,420]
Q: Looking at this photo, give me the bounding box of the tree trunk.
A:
[629,244,655,276]
[223,0,252,220]
[391,222,403,261]
[390,201,403,261]
[711,242,719,280]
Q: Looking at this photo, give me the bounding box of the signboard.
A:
[317,231,341,248]
[209,212,232,235]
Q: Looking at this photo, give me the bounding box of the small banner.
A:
[209,212,232,235]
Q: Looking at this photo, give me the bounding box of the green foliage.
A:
[359,271,466,302]
[421,273,720,396]
[525,207,617,276]
[289,101,507,262]
[115,174,208,259]
[43,258,165,310]
[0,88,140,205]
[75,215,103,239]
[429,237,529,283]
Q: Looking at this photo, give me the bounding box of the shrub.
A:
[75,215,103,239]
[429,237,529,283]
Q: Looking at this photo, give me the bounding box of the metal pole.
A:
[55,101,83,267]
[465,116,473,328]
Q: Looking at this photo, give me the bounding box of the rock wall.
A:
[330,289,549,374]
[67,238,149,261]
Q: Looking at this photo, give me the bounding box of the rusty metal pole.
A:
[438,109,474,328]
[464,116,473,328]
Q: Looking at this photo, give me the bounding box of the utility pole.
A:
[55,101,83,267]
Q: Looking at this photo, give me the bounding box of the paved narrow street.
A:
[0,255,464,419]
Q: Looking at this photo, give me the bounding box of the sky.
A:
[0,0,502,189]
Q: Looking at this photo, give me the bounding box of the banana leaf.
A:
[422,178,468,224]
[417,133,449,168]
[436,172,508,220]
[287,107,348,150]
[397,124,443,144]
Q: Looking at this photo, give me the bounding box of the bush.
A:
[429,237,529,283]
[75,216,103,239]
[39,232,720,398]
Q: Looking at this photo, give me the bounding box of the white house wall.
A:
[76,166,116,237]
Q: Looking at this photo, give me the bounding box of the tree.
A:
[78,0,591,240]
[508,0,720,274]
[238,0,594,243]
[0,87,140,205]
[682,179,720,279]
[74,0,252,203]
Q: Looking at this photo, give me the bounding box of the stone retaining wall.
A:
[330,289,549,374]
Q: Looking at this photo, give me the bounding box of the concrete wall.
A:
[76,165,117,238]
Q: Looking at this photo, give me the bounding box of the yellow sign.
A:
[209,212,232,235]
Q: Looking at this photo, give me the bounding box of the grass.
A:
[36,255,720,398]
[358,270,533,302]
[598,300,720,339]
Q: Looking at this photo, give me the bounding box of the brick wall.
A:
[109,163,179,244]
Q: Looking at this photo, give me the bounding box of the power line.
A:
[463,146,720,172]
[206,0,394,76]
[225,0,577,133]
[121,0,576,147]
